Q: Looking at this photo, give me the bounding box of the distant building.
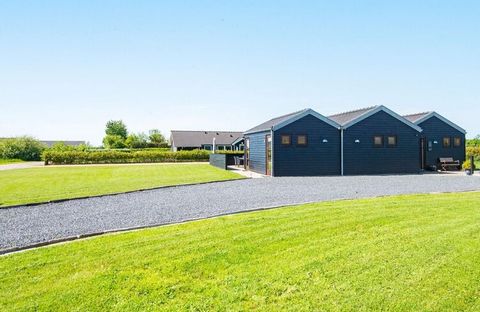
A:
[40,140,86,148]
[170,130,244,152]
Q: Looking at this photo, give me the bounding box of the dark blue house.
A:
[404,112,466,170]
[329,106,423,175]
[244,109,341,176]
[243,106,466,176]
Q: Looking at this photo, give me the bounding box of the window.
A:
[297,135,307,146]
[454,137,462,147]
[443,137,451,148]
[281,135,291,145]
[387,135,397,147]
[373,136,384,147]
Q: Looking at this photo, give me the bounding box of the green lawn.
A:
[1,192,479,311]
[0,164,243,207]
[0,158,23,165]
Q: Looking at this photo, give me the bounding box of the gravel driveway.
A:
[1,174,480,252]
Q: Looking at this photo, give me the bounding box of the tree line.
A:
[102,120,168,149]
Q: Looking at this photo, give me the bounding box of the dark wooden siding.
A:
[245,131,269,174]
[273,114,341,176]
[417,116,466,168]
[343,111,421,175]
[209,154,227,170]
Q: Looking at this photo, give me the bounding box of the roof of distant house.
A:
[170,130,243,147]
[40,140,86,147]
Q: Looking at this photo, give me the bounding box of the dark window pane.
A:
[281,135,291,145]
[443,137,451,148]
[454,137,462,147]
[387,136,397,147]
[297,135,307,145]
[374,136,383,147]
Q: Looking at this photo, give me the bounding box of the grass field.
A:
[1,192,479,311]
[0,159,23,165]
[0,164,243,207]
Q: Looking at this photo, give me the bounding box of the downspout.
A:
[270,127,274,177]
[340,128,344,176]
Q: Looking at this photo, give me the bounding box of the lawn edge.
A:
[0,175,247,209]
[1,190,478,256]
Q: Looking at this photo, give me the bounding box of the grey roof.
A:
[244,109,309,134]
[403,112,432,123]
[403,112,466,134]
[329,105,423,132]
[328,106,378,126]
[40,140,86,147]
[170,130,243,147]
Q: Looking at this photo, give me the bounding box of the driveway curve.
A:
[1,174,480,252]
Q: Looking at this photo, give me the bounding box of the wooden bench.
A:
[438,157,460,171]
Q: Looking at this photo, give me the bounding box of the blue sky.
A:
[1,1,479,145]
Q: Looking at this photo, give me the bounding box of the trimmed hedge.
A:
[42,150,210,165]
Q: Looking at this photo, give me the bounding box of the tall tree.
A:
[105,120,128,139]
[148,129,167,147]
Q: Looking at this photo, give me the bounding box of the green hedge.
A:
[0,136,46,161]
[42,150,210,165]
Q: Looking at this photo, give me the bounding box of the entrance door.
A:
[265,135,272,175]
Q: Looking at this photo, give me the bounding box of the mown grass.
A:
[0,159,23,165]
[1,192,479,311]
[0,164,243,207]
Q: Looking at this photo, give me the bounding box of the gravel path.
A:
[1,174,480,252]
[0,161,44,171]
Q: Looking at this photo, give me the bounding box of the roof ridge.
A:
[403,111,432,117]
[267,108,309,121]
[328,106,378,117]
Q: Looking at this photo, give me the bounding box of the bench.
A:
[438,157,460,171]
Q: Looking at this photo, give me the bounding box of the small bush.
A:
[462,159,476,171]
[0,136,46,161]
[42,150,210,165]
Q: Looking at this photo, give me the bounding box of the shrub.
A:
[42,150,210,165]
[467,136,480,147]
[0,136,46,161]
[125,133,149,149]
[103,135,127,149]
[466,146,480,159]
[462,159,476,171]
